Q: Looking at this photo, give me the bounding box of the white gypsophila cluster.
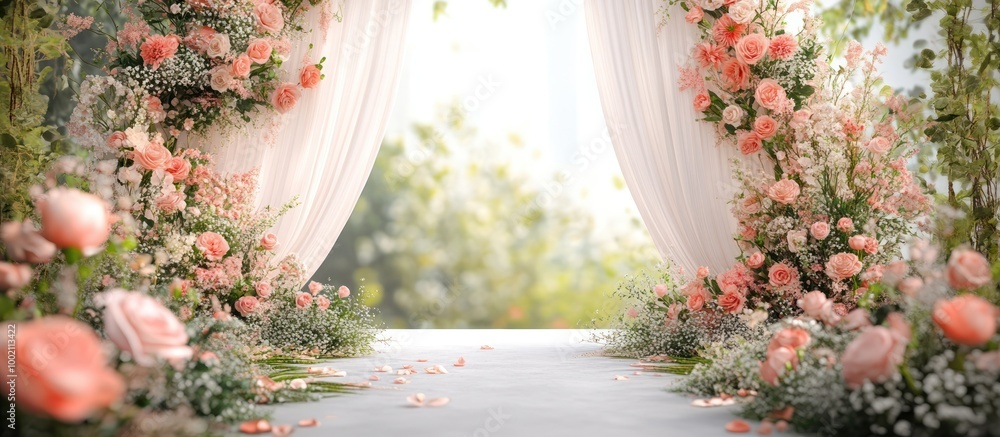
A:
[160,232,198,266]
[192,9,257,52]
[769,49,817,95]
[68,76,152,154]
[764,216,797,246]
[120,48,209,97]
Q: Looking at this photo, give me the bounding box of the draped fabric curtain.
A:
[583,0,742,275]
[200,0,411,279]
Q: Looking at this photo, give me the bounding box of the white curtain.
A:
[200,0,411,278]
[584,0,741,276]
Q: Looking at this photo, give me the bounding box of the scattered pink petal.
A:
[297,418,319,427]
[330,370,346,377]
[394,377,410,384]
[725,419,751,433]
[426,397,450,407]
[345,382,371,388]
[416,358,429,362]
[406,393,426,407]
[757,420,773,435]
[397,369,417,375]
[775,420,788,432]
[633,371,643,375]
[737,389,748,397]
[374,365,392,372]
[369,375,380,381]
[402,364,414,369]
[480,345,494,350]
[271,424,294,436]
[425,364,449,374]
[454,357,466,367]
[720,392,733,400]
[613,375,629,380]
[239,419,272,434]
[692,399,713,407]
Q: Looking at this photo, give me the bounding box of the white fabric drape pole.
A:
[583,0,741,275]
[201,0,411,279]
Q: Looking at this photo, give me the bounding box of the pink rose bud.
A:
[746,252,765,269]
[295,292,313,309]
[836,217,854,233]
[308,281,323,296]
[234,295,259,316]
[848,235,868,251]
[260,233,278,251]
[316,295,331,310]
[654,283,669,298]
[338,285,350,299]
[696,266,710,279]
[809,221,830,240]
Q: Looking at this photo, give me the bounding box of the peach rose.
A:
[826,253,863,281]
[753,115,778,139]
[810,221,830,240]
[768,262,794,287]
[308,280,323,296]
[721,58,750,91]
[155,191,187,213]
[271,82,300,114]
[654,283,669,298]
[738,130,762,155]
[15,316,125,422]
[786,229,807,253]
[246,38,273,64]
[696,266,710,279]
[0,262,32,290]
[735,33,769,65]
[932,295,997,346]
[36,188,111,254]
[338,285,351,299]
[836,217,854,233]
[231,54,252,78]
[722,105,745,126]
[682,281,711,311]
[300,64,321,89]
[132,142,172,170]
[946,248,992,290]
[848,235,868,251]
[107,131,127,148]
[841,326,903,388]
[206,33,231,58]
[316,295,331,310]
[195,232,229,261]
[2,221,56,263]
[99,289,192,366]
[797,290,831,319]
[746,252,765,268]
[718,290,746,314]
[865,136,891,155]
[235,295,259,316]
[254,2,284,34]
[255,281,272,298]
[768,328,810,353]
[864,237,879,255]
[767,179,800,204]
[693,92,711,112]
[897,277,924,297]
[139,34,179,70]
[210,66,233,92]
[685,6,704,23]
[164,157,191,181]
[759,346,798,386]
[260,233,278,250]
[754,79,787,112]
[840,308,872,331]
[295,291,313,308]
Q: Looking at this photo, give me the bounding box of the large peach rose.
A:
[767,179,800,204]
[132,142,172,170]
[682,281,711,311]
[810,221,830,240]
[231,54,252,78]
[768,262,794,287]
[848,235,868,251]
[825,253,863,281]
[841,326,903,388]
[206,33,231,58]
[246,38,273,64]
[946,249,992,290]
[933,295,997,346]
[734,33,768,65]
[754,79,788,112]
[164,157,191,181]
[15,316,125,422]
[295,292,313,309]
[195,232,229,261]
[717,290,746,314]
[254,2,284,35]
[721,58,750,91]
[300,64,321,89]
[155,191,187,213]
[1,220,56,263]
[753,115,778,139]
[35,188,111,254]
[99,289,192,366]
[767,328,810,353]
[271,83,300,114]
[260,232,278,250]
[235,295,259,316]
[738,130,762,155]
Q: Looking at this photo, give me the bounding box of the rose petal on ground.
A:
[757,421,773,435]
[454,357,466,367]
[725,419,751,433]
[406,393,426,407]
[480,345,494,350]
[416,359,428,362]
[613,375,629,380]
[402,364,413,369]
[271,424,293,436]
[375,365,392,372]
[394,377,410,384]
[297,419,319,427]
[691,399,712,407]
[775,421,788,432]
[770,406,794,421]
[369,375,380,381]
[239,419,272,434]
[427,397,450,407]
[633,371,643,375]
[331,370,347,377]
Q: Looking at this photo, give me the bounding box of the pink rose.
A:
[300,64,321,89]
[693,92,711,112]
[338,285,351,299]
[234,296,259,316]
[260,233,278,250]
[254,2,284,35]
[933,295,997,346]
[865,136,891,155]
[753,115,778,139]
[308,281,323,296]
[767,179,800,204]
[836,217,854,233]
[1,221,56,263]
[734,33,769,65]
[206,33,231,58]
[0,262,32,290]
[255,281,272,299]
[696,266,710,279]
[132,142,172,170]
[797,290,830,319]
[295,292,313,309]
[654,283,669,298]
[107,131,127,148]
[840,308,872,331]
[721,58,750,91]
[946,248,992,290]
[15,316,125,422]
[195,232,230,261]
[316,295,331,310]
[737,130,762,155]
[271,82,300,114]
[210,66,233,92]
[246,38,273,64]
[164,157,191,181]
[139,34,179,70]
[768,328,810,353]
[825,253,863,281]
[231,54,252,78]
[768,262,794,287]
[36,188,111,254]
[666,302,684,321]
[787,229,807,253]
[767,34,798,59]
[155,191,186,213]
[759,346,798,386]
[746,252,765,269]
[718,290,746,314]
[848,235,868,251]
[897,277,924,297]
[685,6,704,23]
[754,79,788,112]
[864,237,879,255]
[841,326,904,388]
[682,281,711,311]
[810,221,830,240]
[99,289,192,366]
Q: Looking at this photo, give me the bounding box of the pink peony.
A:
[132,142,172,170]
[654,283,669,298]
[246,38,273,64]
[139,34,180,70]
[308,281,323,296]
[1,221,56,264]
[300,64,322,89]
[946,248,992,290]
[254,2,284,34]
[754,79,788,112]
[231,54,252,78]
[338,285,351,299]
[316,296,331,310]
[848,235,868,251]
[865,136,891,155]
[685,6,704,23]
[234,296,259,316]
[753,115,778,139]
[810,221,830,240]
[36,188,111,254]
[255,281,272,299]
[721,58,750,91]
[0,262,32,290]
[260,233,278,250]
[746,252,765,269]
[767,34,798,60]
[693,93,711,112]
[767,179,800,204]
[195,232,229,261]
[768,262,795,287]
[932,295,997,346]
[734,33,769,65]
[107,131,127,148]
[163,157,191,181]
[718,290,746,314]
[826,253,863,281]
[737,130,762,155]
[271,83,300,114]
[841,326,904,388]
[15,316,125,422]
[836,218,854,233]
[99,289,192,366]
[295,292,313,308]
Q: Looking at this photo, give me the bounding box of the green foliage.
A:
[818,0,920,45]
[315,104,657,328]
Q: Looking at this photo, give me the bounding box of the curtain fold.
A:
[583,0,741,275]
[200,0,411,279]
